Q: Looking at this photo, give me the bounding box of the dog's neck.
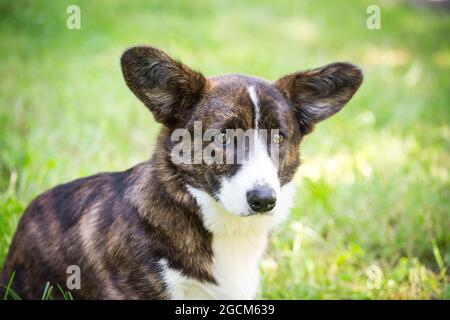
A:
[125,147,216,282]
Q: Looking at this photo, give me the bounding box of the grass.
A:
[0,0,449,299]
[2,270,73,300]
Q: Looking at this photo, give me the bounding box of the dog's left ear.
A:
[121,46,207,127]
[275,62,363,134]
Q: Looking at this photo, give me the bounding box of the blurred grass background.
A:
[0,0,449,299]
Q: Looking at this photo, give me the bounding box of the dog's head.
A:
[121,46,362,221]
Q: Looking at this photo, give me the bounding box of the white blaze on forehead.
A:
[247,85,260,130]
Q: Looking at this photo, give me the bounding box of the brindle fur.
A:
[1,46,362,299]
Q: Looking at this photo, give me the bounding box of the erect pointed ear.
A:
[121,46,207,127]
[275,62,363,134]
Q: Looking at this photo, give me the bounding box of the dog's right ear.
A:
[121,46,207,127]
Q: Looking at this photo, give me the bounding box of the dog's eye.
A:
[272,132,285,144]
[215,132,231,145]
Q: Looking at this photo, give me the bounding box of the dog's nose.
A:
[246,184,277,213]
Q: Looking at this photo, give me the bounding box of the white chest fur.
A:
[159,182,295,300]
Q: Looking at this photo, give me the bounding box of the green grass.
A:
[0,0,449,299]
[2,270,73,300]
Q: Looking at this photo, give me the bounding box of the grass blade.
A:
[41,281,54,300]
[56,283,74,300]
[3,271,21,300]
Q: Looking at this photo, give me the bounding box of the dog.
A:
[0,46,362,299]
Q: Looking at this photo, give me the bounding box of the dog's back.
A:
[1,166,168,299]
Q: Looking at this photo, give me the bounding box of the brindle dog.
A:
[1,46,362,299]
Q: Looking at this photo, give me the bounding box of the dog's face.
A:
[121,46,362,218]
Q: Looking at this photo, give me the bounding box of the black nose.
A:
[246,184,277,213]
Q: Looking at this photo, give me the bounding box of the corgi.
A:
[0,46,362,299]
